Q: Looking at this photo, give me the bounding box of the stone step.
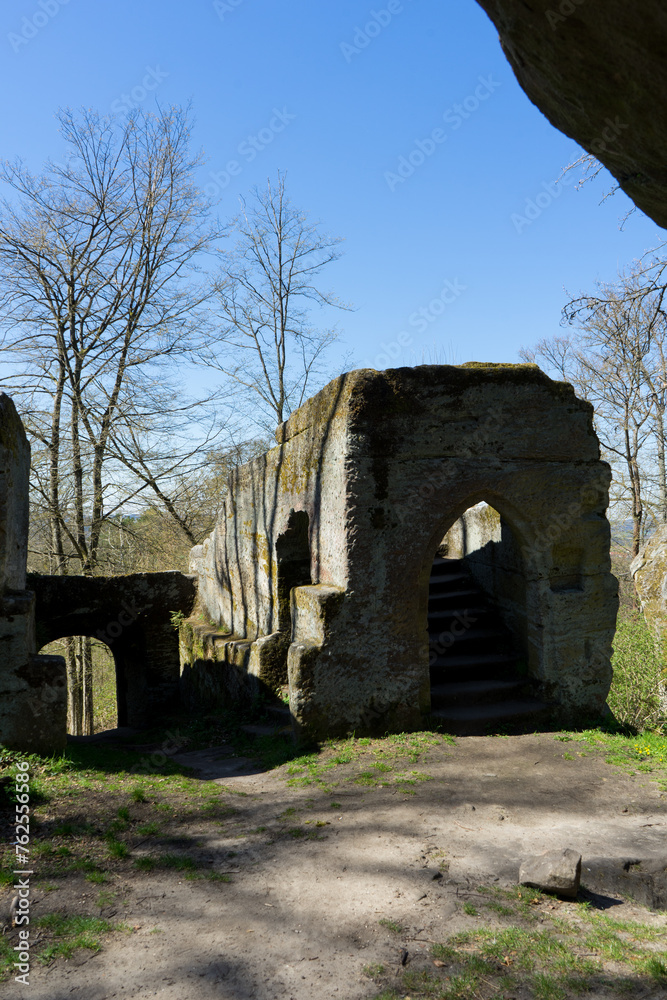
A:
[427,606,491,621]
[430,698,552,735]
[428,573,479,596]
[429,566,472,583]
[428,588,482,606]
[430,651,519,681]
[428,627,509,645]
[430,678,526,708]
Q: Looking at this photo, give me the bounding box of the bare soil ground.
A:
[2,730,667,999]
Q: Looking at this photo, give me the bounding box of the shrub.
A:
[609,610,665,731]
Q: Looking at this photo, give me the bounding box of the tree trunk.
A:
[66,636,82,735]
[81,636,94,735]
[657,403,667,522]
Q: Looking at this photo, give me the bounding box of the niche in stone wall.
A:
[275,510,312,632]
[549,544,584,592]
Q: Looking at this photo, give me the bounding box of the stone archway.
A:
[29,572,197,728]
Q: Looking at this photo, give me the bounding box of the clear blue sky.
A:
[0,0,662,377]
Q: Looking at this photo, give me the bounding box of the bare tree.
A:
[0,105,223,731]
[199,172,351,432]
[522,268,667,556]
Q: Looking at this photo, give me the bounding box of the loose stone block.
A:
[519,848,582,898]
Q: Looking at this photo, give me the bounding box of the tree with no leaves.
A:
[522,266,667,556]
[0,105,222,732]
[199,172,351,433]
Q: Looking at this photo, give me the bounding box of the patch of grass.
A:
[158,853,196,871]
[35,914,114,964]
[353,771,378,786]
[462,902,478,916]
[559,726,667,786]
[484,901,514,916]
[105,837,129,859]
[642,956,667,980]
[378,918,404,934]
[368,898,667,1000]
[85,870,107,884]
[136,821,160,836]
[363,963,386,979]
[130,785,148,803]
[277,807,298,820]
[52,821,77,837]
[134,857,155,871]
[117,806,130,822]
[285,731,448,788]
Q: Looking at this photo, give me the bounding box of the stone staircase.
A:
[428,556,551,734]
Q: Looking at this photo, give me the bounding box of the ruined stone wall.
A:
[190,372,354,638]
[184,373,356,707]
[0,395,67,754]
[30,572,197,727]
[0,394,30,592]
[188,364,618,738]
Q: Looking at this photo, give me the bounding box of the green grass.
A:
[134,857,155,871]
[368,885,667,1000]
[34,914,115,964]
[557,727,667,787]
[105,837,129,859]
[156,853,196,871]
[136,821,160,835]
[378,918,404,934]
[85,870,107,884]
[284,731,450,789]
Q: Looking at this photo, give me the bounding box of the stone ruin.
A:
[0,394,67,754]
[184,364,618,740]
[0,365,620,751]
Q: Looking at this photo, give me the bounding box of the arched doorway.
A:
[425,501,548,733]
[40,635,118,736]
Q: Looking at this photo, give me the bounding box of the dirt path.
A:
[7,733,667,999]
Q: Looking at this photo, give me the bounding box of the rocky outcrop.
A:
[475,0,667,228]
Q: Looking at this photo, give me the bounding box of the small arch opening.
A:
[426,501,544,732]
[40,635,118,736]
